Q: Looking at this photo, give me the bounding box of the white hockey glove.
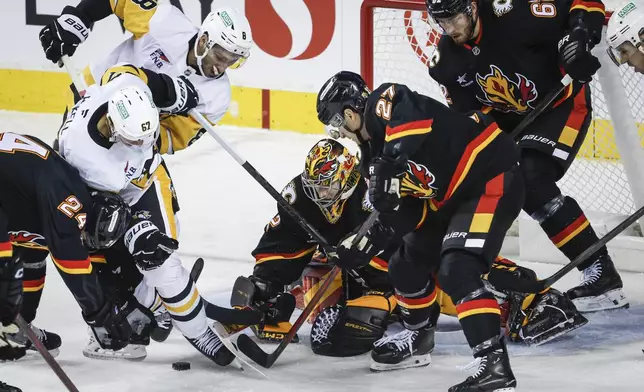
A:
[158,75,200,115]
[124,219,178,271]
[39,6,91,64]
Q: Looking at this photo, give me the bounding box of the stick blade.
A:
[237,333,274,368]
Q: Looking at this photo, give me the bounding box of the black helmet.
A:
[82,191,131,250]
[316,71,371,137]
[426,0,473,19]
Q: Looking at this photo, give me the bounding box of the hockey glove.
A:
[158,75,200,115]
[368,155,408,213]
[39,6,91,64]
[124,220,179,271]
[334,220,394,270]
[558,26,601,83]
[0,255,23,326]
[0,323,27,361]
[84,299,153,351]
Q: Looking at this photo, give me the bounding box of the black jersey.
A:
[363,83,519,209]
[0,132,105,317]
[428,0,605,116]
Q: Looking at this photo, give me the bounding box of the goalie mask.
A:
[301,139,361,223]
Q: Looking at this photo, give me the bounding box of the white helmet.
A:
[107,86,160,147]
[606,2,644,65]
[194,7,253,78]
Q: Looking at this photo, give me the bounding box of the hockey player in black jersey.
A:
[317,71,525,391]
[425,0,627,313]
[0,132,138,361]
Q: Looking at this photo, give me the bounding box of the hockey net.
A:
[361,0,644,228]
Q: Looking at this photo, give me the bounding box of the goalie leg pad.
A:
[310,293,394,357]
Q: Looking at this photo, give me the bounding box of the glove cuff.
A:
[59,6,92,43]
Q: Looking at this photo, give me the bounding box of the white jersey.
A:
[83,1,230,154]
[58,73,162,206]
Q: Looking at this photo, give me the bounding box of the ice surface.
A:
[1,112,644,391]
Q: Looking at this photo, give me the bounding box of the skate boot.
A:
[185,327,236,366]
[369,325,434,372]
[449,337,516,392]
[150,305,173,342]
[6,324,61,358]
[566,253,628,312]
[82,330,148,361]
[0,382,21,392]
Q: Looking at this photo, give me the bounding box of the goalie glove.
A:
[39,6,91,64]
[0,254,23,326]
[158,75,200,115]
[124,219,178,271]
[368,155,408,213]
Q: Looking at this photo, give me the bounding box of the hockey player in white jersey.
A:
[57,64,236,366]
[606,2,644,73]
[40,0,252,154]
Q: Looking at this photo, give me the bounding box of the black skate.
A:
[6,324,61,358]
[186,328,236,366]
[566,253,628,312]
[369,325,434,372]
[0,382,21,392]
[449,337,516,392]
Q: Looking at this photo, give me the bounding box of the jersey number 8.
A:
[132,0,157,11]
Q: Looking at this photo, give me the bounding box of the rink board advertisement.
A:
[0,0,637,162]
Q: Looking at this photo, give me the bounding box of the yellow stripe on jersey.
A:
[152,164,179,240]
[158,115,210,154]
[100,64,149,86]
[110,0,159,40]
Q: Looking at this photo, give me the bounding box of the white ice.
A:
[1,111,644,392]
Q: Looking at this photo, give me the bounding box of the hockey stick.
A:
[235,212,380,368]
[504,205,644,294]
[14,315,80,392]
[508,74,573,140]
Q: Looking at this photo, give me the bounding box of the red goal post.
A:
[360,0,644,270]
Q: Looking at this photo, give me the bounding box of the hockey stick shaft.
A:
[509,74,573,140]
[15,315,80,392]
[60,55,88,92]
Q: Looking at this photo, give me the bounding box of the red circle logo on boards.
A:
[246,0,336,60]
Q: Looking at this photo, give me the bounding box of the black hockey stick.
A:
[504,205,644,294]
[235,212,380,368]
[509,74,573,140]
[190,257,264,325]
[14,315,80,392]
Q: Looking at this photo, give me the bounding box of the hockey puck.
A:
[172,361,191,371]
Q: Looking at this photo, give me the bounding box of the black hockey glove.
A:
[368,155,408,213]
[39,6,91,64]
[84,299,154,351]
[158,75,200,115]
[558,26,601,83]
[0,256,23,326]
[124,219,178,271]
[0,323,27,361]
[333,220,394,270]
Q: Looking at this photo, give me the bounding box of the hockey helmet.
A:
[606,2,644,66]
[317,71,371,140]
[426,0,473,20]
[106,86,160,147]
[82,191,131,250]
[194,8,253,78]
[302,138,361,223]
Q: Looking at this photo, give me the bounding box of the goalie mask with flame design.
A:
[302,139,361,223]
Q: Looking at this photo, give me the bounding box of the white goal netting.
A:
[363,0,644,221]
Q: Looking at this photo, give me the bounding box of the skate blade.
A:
[369,353,431,372]
[572,288,629,313]
[212,321,268,378]
[491,388,515,392]
[82,349,147,361]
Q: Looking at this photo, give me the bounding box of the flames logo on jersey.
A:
[401,161,438,199]
[9,231,47,249]
[476,65,538,114]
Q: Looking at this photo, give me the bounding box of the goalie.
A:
[228,138,587,359]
